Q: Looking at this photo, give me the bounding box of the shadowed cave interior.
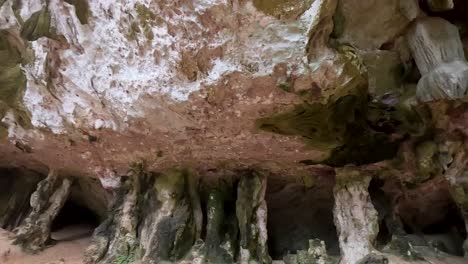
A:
[266,175,340,260]
[50,199,100,241]
[2,167,468,261]
[368,177,467,257]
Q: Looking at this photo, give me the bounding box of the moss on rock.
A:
[0,31,26,103]
[0,30,31,139]
[252,0,313,19]
[204,185,238,263]
[236,171,271,264]
[21,8,51,41]
[257,44,425,166]
[64,0,91,25]
[131,3,160,42]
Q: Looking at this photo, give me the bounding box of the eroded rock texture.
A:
[84,166,271,264]
[12,169,72,252]
[333,168,379,264]
[407,17,468,102]
[1,0,468,263]
[0,167,43,230]
[85,165,201,264]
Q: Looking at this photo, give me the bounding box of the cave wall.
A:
[0,167,44,230]
[1,0,468,263]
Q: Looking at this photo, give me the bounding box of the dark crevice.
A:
[0,167,45,230]
[50,199,100,241]
[368,178,393,249]
[266,178,339,260]
[369,176,467,257]
[402,201,466,256]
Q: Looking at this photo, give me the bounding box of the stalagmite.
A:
[138,168,200,263]
[84,174,139,264]
[85,166,201,264]
[12,169,72,252]
[236,171,271,264]
[203,183,238,263]
[333,167,380,264]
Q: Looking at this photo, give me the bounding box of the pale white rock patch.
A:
[0,1,18,30]
[333,168,379,264]
[97,168,121,190]
[0,0,323,135]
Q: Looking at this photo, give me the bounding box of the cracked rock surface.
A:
[1,0,468,264]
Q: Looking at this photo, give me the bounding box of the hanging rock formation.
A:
[1,0,468,263]
[407,17,468,102]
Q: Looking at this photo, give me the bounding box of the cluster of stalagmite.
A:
[2,157,468,263]
[0,164,381,263]
[83,164,272,264]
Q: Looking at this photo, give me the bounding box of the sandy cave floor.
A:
[0,224,93,264]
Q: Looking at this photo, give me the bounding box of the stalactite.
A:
[406,17,468,102]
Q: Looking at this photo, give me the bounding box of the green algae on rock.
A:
[134,3,160,41]
[0,30,31,138]
[257,83,400,166]
[64,0,91,25]
[82,165,273,264]
[257,42,430,166]
[21,8,51,41]
[204,182,238,263]
[257,45,368,153]
[0,31,26,102]
[236,171,271,264]
[85,164,202,263]
[253,0,314,19]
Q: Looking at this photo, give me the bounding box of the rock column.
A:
[85,167,201,264]
[333,167,379,264]
[12,169,72,252]
[236,172,271,264]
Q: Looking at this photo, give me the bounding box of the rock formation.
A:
[1,0,468,263]
[407,17,468,102]
[333,168,379,264]
[12,170,72,252]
